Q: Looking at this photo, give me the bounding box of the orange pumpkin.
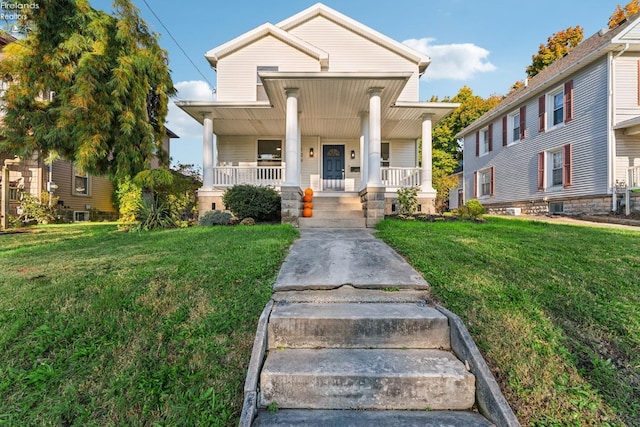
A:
[302,208,313,217]
[304,188,314,197]
[303,202,314,209]
[303,194,312,203]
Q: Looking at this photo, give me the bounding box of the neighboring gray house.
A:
[457,14,640,216]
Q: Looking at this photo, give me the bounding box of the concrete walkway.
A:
[242,228,520,426]
[274,228,428,291]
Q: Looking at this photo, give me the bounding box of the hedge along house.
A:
[457,13,640,217]
[176,3,458,227]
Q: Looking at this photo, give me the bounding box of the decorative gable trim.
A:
[277,3,430,73]
[205,23,329,68]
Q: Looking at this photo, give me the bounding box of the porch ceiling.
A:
[175,72,458,139]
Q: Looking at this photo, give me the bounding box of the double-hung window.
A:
[551,90,564,127]
[474,167,495,198]
[537,144,572,190]
[510,111,520,144]
[541,80,574,132]
[73,169,90,196]
[551,150,563,187]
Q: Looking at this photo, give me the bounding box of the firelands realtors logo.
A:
[1,2,39,21]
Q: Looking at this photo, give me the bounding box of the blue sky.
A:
[89,0,624,170]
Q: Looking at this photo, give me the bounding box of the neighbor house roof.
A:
[456,12,640,138]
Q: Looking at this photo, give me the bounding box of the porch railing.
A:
[381,167,421,188]
[628,166,640,189]
[213,166,284,187]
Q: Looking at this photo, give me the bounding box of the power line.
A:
[141,0,216,93]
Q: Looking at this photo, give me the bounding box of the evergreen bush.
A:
[222,185,280,221]
[199,210,232,226]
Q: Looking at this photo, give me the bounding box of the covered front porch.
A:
[176,72,458,226]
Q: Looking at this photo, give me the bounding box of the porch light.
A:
[309,147,314,158]
[351,150,356,159]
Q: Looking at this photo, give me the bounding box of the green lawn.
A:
[0,223,298,426]
[376,217,640,427]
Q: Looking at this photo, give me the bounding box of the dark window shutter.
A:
[520,105,526,140]
[488,124,493,152]
[473,171,478,198]
[563,144,573,187]
[475,131,480,157]
[538,96,545,132]
[537,152,545,190]
[564,80,574,123]
[490,167,495,196]
[502,116,507,146]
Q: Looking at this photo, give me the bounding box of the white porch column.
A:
[202,112,215,189]
[283,88,300,187]
[420,113,436,194]
[359,112,369,191]
[367,88,383,187]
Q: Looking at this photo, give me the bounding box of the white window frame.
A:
[509,110,521,145]
[72,168,90,196]
[479,128,490,156]
[479,168,492,198]
[549,149,564,188]
[547,86,565,130]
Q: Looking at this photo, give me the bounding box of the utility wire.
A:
[141,0,216,93]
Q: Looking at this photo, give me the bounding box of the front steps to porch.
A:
[298,193,366,228]
[250,293,494,426]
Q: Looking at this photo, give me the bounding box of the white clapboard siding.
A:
[615,132,640,183]
[287,15,419,102]
[614,54,640,123]
[217,35,320,102]
[389,140,416,168]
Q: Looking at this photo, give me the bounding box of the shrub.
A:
[396,186,419,217]
[240,217,255,226]
[18,191,59,224]
[131,197,176,232]
[457,199,486,220]
[222,185,280,221]
[199,210,232,226]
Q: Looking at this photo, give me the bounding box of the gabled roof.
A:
[277,3,430,74]
[205,22,329,69]
[456,12,640,138]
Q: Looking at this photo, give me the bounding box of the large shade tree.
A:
[526,26,584,79]
[0,0,175,180]
[609,0,640,28]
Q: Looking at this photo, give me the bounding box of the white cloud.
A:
[403,38,496,80]
[166,80,215,140]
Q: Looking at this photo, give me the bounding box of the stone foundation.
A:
[198,194,225,216]
[360,186,385,228]
[281,186,303,227]
[482,193,640,216]
[384,195,436,215]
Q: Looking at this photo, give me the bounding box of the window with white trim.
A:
[550,150,563,187]
[257,139,282,165]
[479,128,490,156]
[509,111,521,144]
[381,142,390,167]
[538,144,572,190]
[544,81,574,131]
[73,169,90,196]
[479,169,492,197]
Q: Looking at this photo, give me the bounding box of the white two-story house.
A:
[176,3,458,227]
[457,14,640,217]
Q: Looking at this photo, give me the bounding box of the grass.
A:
[0,223,298,426]
[376,217,640,426]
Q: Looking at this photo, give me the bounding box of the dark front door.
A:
[322,145,345,191]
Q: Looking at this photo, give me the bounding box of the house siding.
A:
[389,140,416,167]
[615,130,640,183]
[52,161,116,215]
[463,57,610,207]
[216,35,321,102]
[286,15,419,102]
[614,53,640,123]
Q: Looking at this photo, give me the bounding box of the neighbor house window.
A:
[473,167,494,198]
[538,144,572,190]
[73,169,90,196]
[544,80,574,131]
[381,142,390,167]
[9,181,19,200]
[257,139,282,165]
[476,126,492,156]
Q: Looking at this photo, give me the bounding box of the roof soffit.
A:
[276,3,430,72]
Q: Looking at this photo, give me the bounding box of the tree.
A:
[609,0,640,28]
[431,86,503,162]
[0,0,175,181]
[526,26,583,78]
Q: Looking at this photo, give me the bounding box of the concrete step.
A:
[298,216,366,228]
[268,302,450,349]
[306,209,363,219]
[253,409,493,427]
[259,348,475,410]
[311,198,362,211]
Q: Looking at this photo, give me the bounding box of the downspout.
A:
[609,43,629,211]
